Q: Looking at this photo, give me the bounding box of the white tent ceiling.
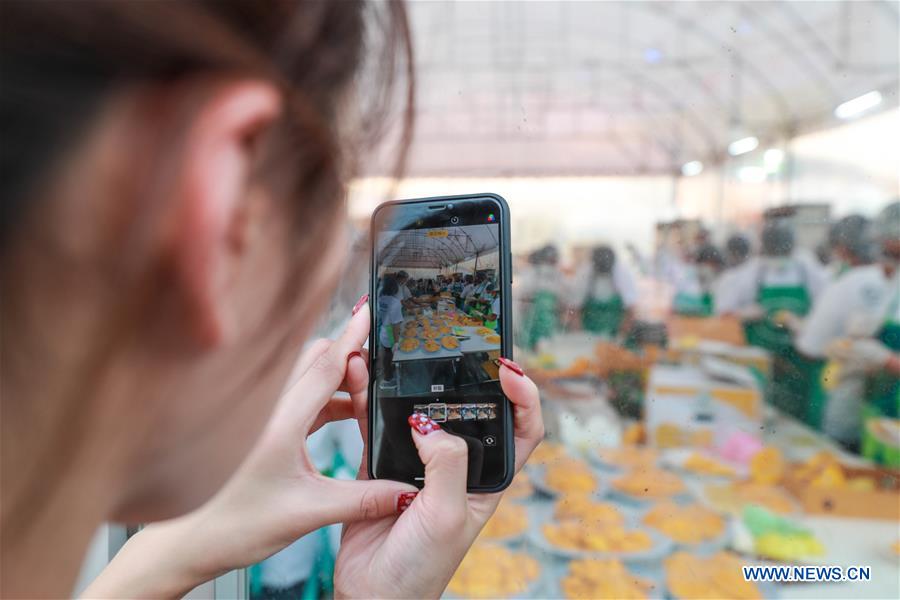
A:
[368,0,899,177]
[377,224,500,269]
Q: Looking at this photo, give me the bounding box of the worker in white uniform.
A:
[394,270,416,311]
[796,215,885,445]
[821,202,900,459]
[672,243,725,317]
[376,275,404,389]
[825,215,876,280]
[719,223,828,423]
[518,245,562,349]
[574,245,638,338]
[714,234,752,315]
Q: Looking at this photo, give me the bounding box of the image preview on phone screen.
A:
[371,217,506,488]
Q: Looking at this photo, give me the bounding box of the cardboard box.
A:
[783,465,900,520]
[668,315,746,346]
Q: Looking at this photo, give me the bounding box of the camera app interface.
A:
[372,215,506,487]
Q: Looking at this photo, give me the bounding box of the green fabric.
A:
[485,317,498,330]
[672,291,714,317]
[522,289,558,350]
[861,404,900,467]
[582,294,625,336]
[744,283,824,425]
[743,284,811,351]
[863,320,900,420]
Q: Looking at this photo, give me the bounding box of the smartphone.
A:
[367,193,514,492]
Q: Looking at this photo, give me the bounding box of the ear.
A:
[171,81,282,347]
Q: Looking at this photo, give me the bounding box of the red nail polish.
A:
[348,351,362,361]
[397,491,417,513]
[408,412,441,435]
[352,294,369,315]
[498,357,525,376]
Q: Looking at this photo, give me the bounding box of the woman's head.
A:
[381,274,400,297]
[1,0,412,524]
[761,224,794,258]
[591,245,616,275]
[726,234,751,267]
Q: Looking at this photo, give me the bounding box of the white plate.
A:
[659,448,747,481]
[634,503,734,553]
[526,463,609,499]
[527,503,674,563]
[587,446,661,475]
[544,560,667,600]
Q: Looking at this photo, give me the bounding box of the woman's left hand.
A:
[84,302,417,598]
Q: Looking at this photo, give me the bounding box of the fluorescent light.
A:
[644,47,663,64]
[728,136,759,156]
[764,148,785,172]
[681,160,703,177]
[737,166,767,183]
[834,91,882,119]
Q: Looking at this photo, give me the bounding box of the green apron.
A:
[672,291,714,317]
[744,280,825,427]
[522,289,558,350]
[864,303,900,420]
[582,294,625,336]
[860,286,900,463]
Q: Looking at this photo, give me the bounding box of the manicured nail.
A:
[498,357,525,376]
[352,294,369,315]
[348,351,363,362]
[397,491,417,513]
[408,412,441,435]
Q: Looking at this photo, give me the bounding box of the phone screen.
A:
[369,195,511,490]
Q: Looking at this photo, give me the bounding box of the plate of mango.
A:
[529,458,604,498]
[529,502,672,562]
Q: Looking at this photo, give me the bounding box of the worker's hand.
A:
[84,301,416,598]
[334,359,543,599]
[736,303,766,320]
[772,310,804,334]
[826,338,893,373]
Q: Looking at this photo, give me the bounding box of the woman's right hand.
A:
[334,359,543,599]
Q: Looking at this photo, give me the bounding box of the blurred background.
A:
[79,1,900,599]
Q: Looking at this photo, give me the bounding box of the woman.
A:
[724,224,828,424]
[579,245,637,338]
[0,2,543,598]
[671,244,724,317]
[519,245,561,349]
[376,274,403,389]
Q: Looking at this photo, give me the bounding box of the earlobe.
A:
[170,81,282,348]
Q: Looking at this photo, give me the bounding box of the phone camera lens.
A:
[450,216,459,224]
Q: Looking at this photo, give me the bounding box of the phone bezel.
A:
[366,193,514,493]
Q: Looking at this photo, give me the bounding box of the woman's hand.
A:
[334,358,543,599]
[84,301,417,598]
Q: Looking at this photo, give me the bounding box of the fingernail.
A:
[397,491,417,513]
[352,294,369,315]
[408,412,441,435]
[348,351,363,361]
[498,357,525,376]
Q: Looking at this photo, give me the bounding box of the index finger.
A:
[498,360,544,472]
[280,300,371,434]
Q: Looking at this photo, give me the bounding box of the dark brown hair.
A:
[0,0,413,538]
[0,0,414,243]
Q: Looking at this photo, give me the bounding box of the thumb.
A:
[408,413,469,515]
[313,477,417,523]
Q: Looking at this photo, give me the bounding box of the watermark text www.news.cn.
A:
[743,565,871,583]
